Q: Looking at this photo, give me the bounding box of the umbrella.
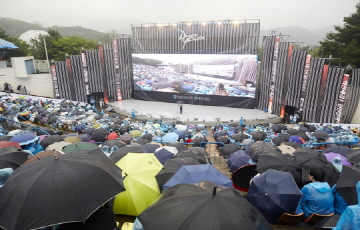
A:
[313,215,340,229]
[282,141,302,149]
[231,164,258,192]
[106,132,119,140]
[40,135,64,149]
[109,124,121,130]
[277,145,297,155]
[92,123,102,129]
[62,141,99,154]
[0,141,20,148]
[155,157,199,189]
[313,131,330,139]
[287,129,301,135]
[245,141,281,161]
[250,131,267,141]
[247,169,302,224]
[324,152,352,167]
[288,135,306,144]
[192,137,207,147]
[0,136,12,142]
[78,134,92,142]
[166,142,188,152]
[162,132,179,143]
[272,124,282,133]
[9,133,38,146]
[154,148,174,165]
[231,133,248,141]
[103,140,126,149]
[140,143,160,153]
[92,128,109,142]
[136,139,149,145]
[301,157,340,187]
[220,143,241,157]
[138,181,272,230]
[120,133,133,145]
[130,130,142,138]
[141,133,153,142]
[216,136,230,145]
[23,150,64,165]
[155,146,178,155]
[322,145,350,156]
[46,141,71,151]
[174,150,209,164]
[64,135,81,144]
[75,124,86,133]
[84,128,96,136]
[0,146,29,170]
[109,145,144,163]
[0,149,125,230]
[256,152,302,187]
[120,125,131,135]
[162,164,232,190]
[7,129,23,136]
[293,147,327,166]
[113,153,163,216]
[214,130,228,140]
[226,150,251,172]
[335,166,360,205]
[0,38,18,49]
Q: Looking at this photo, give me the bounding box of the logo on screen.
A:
[178,29,205,49]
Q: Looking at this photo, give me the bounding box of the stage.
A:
[110,99,281,125]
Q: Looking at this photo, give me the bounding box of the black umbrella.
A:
[301,158,340,187]
[0,136,12,141]
[214,130,228,140]
[313,215,340,229]
[250,131,267,141]
[216,136,230,146]
[138,181,272,230]
[229,123,238,127]
[136,139,149,145]
[272,124,282,133]
[110,145,144,163]
[220,143,241,157]
[232,164,258,192]
[335,166,360,205]
[231,133,248,141]
[287,129,301,135]
[192,137,207,147]
[271,136,283,146]
[282,141,302,149]
[0,149,125,230]
[92,128,109,142]
[245,141,281,161]
[141,133,153,142]
[166,142,188,152]
[109,124,121,130]
[102,140,126,149]
[297,132,310,141]
[94,114,103,120]
[308,125,317,132]
[0,146,29,170]
[293,147,327,166]
[84,128,96,136]
[40,135,64,149]
[174,150,209,164]
[257,151,302,187]
[155,157,200,189]
[313,131,330,139]
[119,125,131,135]
[345,148,360,165]
[141,144,160,153]
[114,119,123,125]
[322,145,350,156]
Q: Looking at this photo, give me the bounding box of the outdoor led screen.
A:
[132,54,258,98]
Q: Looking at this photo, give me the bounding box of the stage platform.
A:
[110,99,282,126]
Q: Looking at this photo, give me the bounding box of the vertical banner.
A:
[81,52,91,96]
[315,64,329,122]
[280,44,293,118]
[299,54,312,111]
[65,57,76,101]
[112,39,122,101]
[268,36,280,114]
[335,74,349,123]
[50,64,60,98]
[98,45,109,103]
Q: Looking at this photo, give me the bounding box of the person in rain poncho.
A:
[298,168,334,219]
[333,181,360,230]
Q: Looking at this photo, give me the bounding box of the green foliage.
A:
[0,28,30,57]
[320,2,360,67]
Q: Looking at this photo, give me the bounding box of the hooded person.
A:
[297,168,334,219]
[333,181,360,230]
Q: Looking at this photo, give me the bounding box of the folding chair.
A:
[303,213,334,225]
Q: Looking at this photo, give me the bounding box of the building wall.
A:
[0,61,54,97]
[351,105,360,124]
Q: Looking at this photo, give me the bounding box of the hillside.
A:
[0,17,334,46]
[0,17,122,44]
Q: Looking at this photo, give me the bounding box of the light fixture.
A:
[187,23,191,26]
[217,22,222,25]
[202,22,207,25]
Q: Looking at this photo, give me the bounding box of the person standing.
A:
[4,82,8,92]
[180,104,183,114]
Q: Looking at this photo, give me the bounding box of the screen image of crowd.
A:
[133,54,257,97]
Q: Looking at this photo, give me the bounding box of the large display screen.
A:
[132,54,257,98]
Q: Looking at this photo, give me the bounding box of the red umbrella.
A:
[107,132,119,140]
[0,141,20,149]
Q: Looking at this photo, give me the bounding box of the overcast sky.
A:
[0,0,358,33]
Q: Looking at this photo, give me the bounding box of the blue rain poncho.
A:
[332,185,348,215]
[299,182,334,219]
[333,181,360,230]
[0,168,13,187]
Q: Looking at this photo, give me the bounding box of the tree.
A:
[0,28,30,57]
[320,2,360,67]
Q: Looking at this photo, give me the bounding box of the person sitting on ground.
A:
[298,168,334,220]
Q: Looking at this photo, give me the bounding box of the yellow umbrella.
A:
[18,96,26,99]
[113,153,163,216]
[130,130,142,138]
[92,123,102,129]
[64,136,81,144]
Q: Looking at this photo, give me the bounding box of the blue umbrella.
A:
[226,150,251,172]
[247,169,302,224]
[162,164,232,190]
[154,148,174,165]
[10,133,38,146]
[0,38,18,49]
[75,124,86,133]
[162,132,179,143]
